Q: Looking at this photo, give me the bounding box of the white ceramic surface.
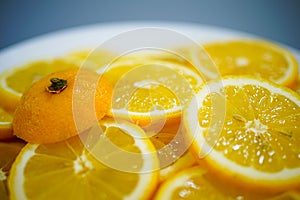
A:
[0,22,299,73]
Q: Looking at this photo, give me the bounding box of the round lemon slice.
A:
[203,39,299,88]
[8,119,159,200]
[0,59,78,112]
[184,76,300,191]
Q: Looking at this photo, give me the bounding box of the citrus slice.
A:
[103,50,204,127]
[158,151,196,183]
[0,107,13,140]
[176,46,220,80]
[154,166,300,200]
[150,130,196,182]
[184,76,300,191]
[0,59,78,112]
[65,49,116,71]
[295,74,300,95]
[203,39,298,88]
[0,140,26,200]
[8,119,158,200]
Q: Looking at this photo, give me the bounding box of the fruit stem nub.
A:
[47,78,67,94]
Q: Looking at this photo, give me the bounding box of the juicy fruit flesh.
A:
[0,141,25,200]
[204,41,290,82]
[198,84,300,172]
[110,64,198,114]
[24,145,138,199]
[0,108,12,123]
[5,60,77,95]
[16,127,149,199]
[158,166,295,200]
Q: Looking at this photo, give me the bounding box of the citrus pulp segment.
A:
[153,166,299,200]
[0,140,26,200]
[9,119,159,200]
[203,40,299,88]
[102,50,204,127]
[184,76,300,191]
[65,49,117,71]
[0,59,78,112]
[0,107,13,140]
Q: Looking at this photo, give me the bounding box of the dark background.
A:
[1,0,300,50]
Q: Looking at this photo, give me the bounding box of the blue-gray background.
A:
[1,0,300,50]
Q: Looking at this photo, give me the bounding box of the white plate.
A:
[0,21,299,73]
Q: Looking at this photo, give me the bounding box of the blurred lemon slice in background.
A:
[0,59,78,112]
[203,40,298,88]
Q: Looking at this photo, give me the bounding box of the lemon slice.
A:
[154,166,300,200]
[65,49,116,71]
[0,107,13,140]
[203,40,299,88]
[295,74,300,95]
[0,140,25,200]
[150,130,196,182]
[184,76,300,191]
[8,119,158,200]
[103,50,204,127]
[0,59,78,112]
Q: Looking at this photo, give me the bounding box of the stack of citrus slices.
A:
[0,38,299,200]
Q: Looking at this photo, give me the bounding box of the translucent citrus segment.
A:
[176,46,221,80]
[9,119,158,200]
[0,140,26,200]
[184,76,300,191]
[150,130,196,182]
[158,151,196,183]
[0,59,79,112]
[154,166,300,200]
[203,40,299,88]
[65,49,117,71]
[102,50,204,127]
[0,107,13,140]
[295,75,300,95]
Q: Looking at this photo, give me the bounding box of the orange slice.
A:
[295,74,300,95]
[0,59,78,112]
[154,166,300,200]
[150,130,196,182]
[65,49,116,71]
[184,76,300,191]
[0,140,25,200]
[103,50,204,127]
[203,39,298,88]
[0,107,13,140]
[8,119,158,199]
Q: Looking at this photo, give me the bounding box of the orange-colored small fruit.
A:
[13,69,112,144]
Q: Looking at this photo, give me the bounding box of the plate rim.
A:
[0,21,299,72]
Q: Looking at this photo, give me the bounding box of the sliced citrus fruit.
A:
[0,107,13,140]
[203,39,298,88]
[176,46,220,80]
[103,50,204,127]
[0,59,78,112]
[9,119,158,200]
[184,76,300,191]
[154,166,299,200]
[295,74,300,95]
[65,49,116,71]
[150,130,196,182]
[158,151,196,183]
[0,140,26,200]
